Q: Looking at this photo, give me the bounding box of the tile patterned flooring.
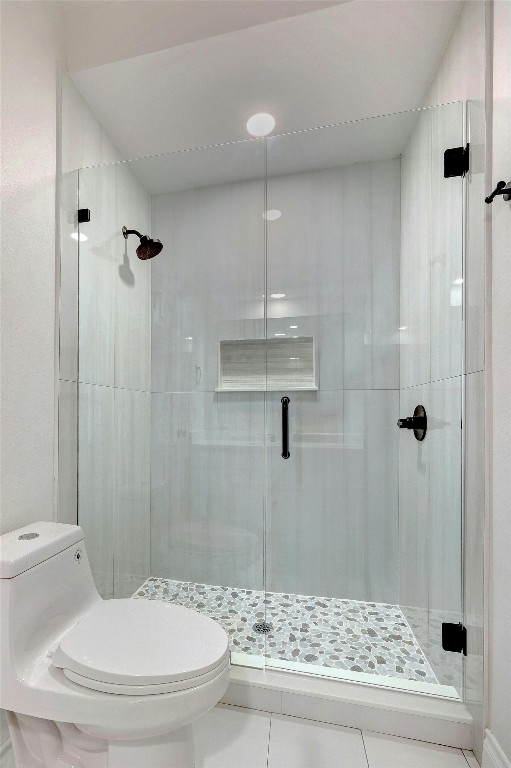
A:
[134,578,439,685]
[194,705,477,768]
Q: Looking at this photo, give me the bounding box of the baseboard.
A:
[483,730,511,768]
[221,666,473,749]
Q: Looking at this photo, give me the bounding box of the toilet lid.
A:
[52,599,229,688]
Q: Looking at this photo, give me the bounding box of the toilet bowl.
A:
[0,522,230,767]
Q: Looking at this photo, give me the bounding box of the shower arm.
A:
[122,226,143,240]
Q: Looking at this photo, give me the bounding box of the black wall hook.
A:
[485,181,511,204]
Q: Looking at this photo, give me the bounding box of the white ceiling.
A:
[71,0,463,167]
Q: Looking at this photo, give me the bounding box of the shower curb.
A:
[221,667,473,750]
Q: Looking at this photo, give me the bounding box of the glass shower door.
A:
[263,104,465,696]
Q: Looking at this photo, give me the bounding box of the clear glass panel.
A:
[72,104,465,693]
[77,139,267,667]
[264,104,464,696]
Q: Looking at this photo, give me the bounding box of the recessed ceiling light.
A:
[263,209,282,221]
[289,325,298,329]
[71,232,88,242]
[270,293,286,299]
[453,278,463,285]
[274,333,286,337]
[290,357,300,360]
[398,326,407,331]
[185,336,193,340]
[246,112,276,137]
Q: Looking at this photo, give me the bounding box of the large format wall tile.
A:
[398,377,463,692]
[400,112,432,389]
[78,383,151,598]
[113,388,151,597]
[151,180,266,395]
[400,103,465,389]
[465,100,486,376]
[78,162,151,390]
[398,384,431,619]
[78,164,117,387]
[265,390,398,603]
[463,371,484,749]
[58,379,78,525]
[266,160,400,392]
[430,103,464,383]
[150,392,266,591]
[78,382,115,598]
[428,376,462,617]
[59,171,79,383]
[151,157,401,606]
[114,163,151,391]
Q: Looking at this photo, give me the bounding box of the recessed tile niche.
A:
[217,336,317,391]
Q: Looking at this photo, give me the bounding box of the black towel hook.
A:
[485,180,511,204]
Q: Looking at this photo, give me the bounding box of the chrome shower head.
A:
[122,226,163,260]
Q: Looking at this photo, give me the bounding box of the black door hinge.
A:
[444,145,469,178]
[442,622,467,655]
[77,208,90,223]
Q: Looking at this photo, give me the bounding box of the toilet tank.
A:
[0,522,100,677]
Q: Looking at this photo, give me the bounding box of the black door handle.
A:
[281,397,290,459]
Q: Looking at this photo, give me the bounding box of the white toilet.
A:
[0,522,230,767]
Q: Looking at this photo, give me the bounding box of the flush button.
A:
[18,532,39,541]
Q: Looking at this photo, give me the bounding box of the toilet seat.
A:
[52,599,229,696]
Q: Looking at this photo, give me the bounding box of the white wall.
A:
[0,3,63,759]
[0,11,150,756]
[0,1,62,537]
[150,156,401,605]
[485,3,511,765]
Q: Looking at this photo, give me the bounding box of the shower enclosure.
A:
[60,103,466,700]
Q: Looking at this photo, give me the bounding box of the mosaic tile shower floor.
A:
[134,578,438,685]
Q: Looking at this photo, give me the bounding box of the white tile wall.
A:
[150,391,265,591]
[400,110,432,389]
[464,100,486,376]
[67,150,152,599]
[151,178,266,395]
[400,102,464,388]
[463,371,485,753]
[399,102,466,697]
[77,162,151,389]
[78,383,152,599]
[113,163,151,391]
[398,384,431,620]
[113,388,151,598]
[78,382,115,598]
[265,389,398,602]
[429,105,464,383]
[57,379,78,525]
[151,158,401,605]
[59,170,79,383]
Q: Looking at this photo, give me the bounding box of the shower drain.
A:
[252,621,273,635]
